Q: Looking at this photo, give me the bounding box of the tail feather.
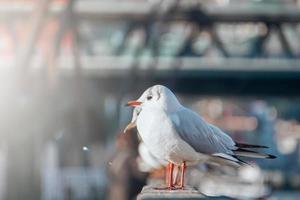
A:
[234,148,276,159]
[235,142,268,149]
[209,153,242,168]
[232,155,250,166]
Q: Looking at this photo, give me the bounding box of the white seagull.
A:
[126,85,275,189]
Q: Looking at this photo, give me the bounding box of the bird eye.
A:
[147,95,153,100]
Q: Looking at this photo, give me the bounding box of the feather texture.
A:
[170,108,236,155]
[234,148,276,159]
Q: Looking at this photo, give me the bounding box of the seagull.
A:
[126,85,276,190]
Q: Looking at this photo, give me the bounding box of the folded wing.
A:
[170,108,237,156]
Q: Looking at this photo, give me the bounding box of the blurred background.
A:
[1,0,300,199]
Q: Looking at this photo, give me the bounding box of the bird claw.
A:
[153,185,184,190]
[176,186,184,190]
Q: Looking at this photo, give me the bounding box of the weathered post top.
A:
[137,184,205,200]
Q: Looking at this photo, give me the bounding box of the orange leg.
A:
[165,163,170,186]
[168,162,174,188]
[155,162,176,190]
[179,161,186,189]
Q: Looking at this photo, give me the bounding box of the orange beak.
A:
[126,100,142,107]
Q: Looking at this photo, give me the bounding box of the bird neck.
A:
[160,99,183,113]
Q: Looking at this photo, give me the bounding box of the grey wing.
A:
[170,108,237,155]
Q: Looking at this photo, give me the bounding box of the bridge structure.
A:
[3,0,300,97]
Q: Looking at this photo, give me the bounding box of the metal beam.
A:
[1,1,300,23]
[54,57,300,77]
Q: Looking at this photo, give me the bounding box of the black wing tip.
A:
[234,148,276,159]
[268,154,277,159]
[235,142,269,149]
[232,155,250,166]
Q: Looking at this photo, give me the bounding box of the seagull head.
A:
[126,85,182,112]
